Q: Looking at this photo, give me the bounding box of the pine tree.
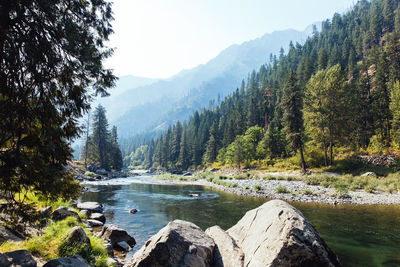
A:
[281,70,307,172]
[0,0,115,222]
[91,105,111,170]
[178,130,190,169]
[110,126,123,171]
[203,121,219,164]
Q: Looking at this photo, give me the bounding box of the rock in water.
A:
[126,220,215,267]
[90,212,106,223]
[43,255,90,267]
[87,219,104,227]
[129,208,138,214]
[0,250,37,267]
[100,224,136,250]
[205,226,244,267]
[227,199,341,267]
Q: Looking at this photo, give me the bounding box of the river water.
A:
[80,175,400,267]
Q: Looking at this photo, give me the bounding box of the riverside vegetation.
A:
[155,168,400,204]
[124,0,400,194]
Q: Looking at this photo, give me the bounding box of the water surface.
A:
[81,176,400,267]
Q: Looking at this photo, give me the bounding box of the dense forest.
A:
[124,0,400,171]
[82,105,123,171]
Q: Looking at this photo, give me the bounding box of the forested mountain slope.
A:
[109,28,312,137]
[125,0,400,170]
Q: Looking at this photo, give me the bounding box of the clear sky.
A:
[105,0,356,79]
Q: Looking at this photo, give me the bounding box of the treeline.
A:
[125,0,400,170]
[82,105,123,171]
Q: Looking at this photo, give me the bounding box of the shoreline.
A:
[148,175,400,205]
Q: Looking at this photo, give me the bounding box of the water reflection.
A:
[80,179,400,267]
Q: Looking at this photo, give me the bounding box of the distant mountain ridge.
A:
[104,26,317,137]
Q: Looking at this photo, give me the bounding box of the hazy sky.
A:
[105,0,356,79]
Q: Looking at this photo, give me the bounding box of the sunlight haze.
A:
[106,0,356,78]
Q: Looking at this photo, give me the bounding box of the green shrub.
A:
[276,185,289,193]
[263,175,276,180]
[300,189,314,195]
[254,184,262,192]
[84,171,96,177]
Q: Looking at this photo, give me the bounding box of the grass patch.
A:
[0,217,108,266]
[300,189,314,195]
[276,185,289,194]
[211,178,237,188]
[155,174,198,182]
[254,184,262,192]
[84,171,96,177]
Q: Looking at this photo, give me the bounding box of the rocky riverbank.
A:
[0,200,134,267]
[152,172,400,205]
[125,199,341,267]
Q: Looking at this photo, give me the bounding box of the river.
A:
[80,175,400,267]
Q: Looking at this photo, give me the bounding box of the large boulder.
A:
[100,224,135,250]
[43,255,90,267]
[0,250,37,267]
[205,226,244,267]
[51,206,80,221]
[77,202,103,214]
[126,220,215,267]
[227,200,341,267]
[59,226,91,256]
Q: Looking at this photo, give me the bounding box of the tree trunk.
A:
[329,127,333,165]
[84,113,90,169]
[323,142,328,166]
[299,146,307,173]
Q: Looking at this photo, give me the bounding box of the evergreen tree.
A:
[110,126,123,171]
[390,80,400,148]
[203,122,219,164]
[90,105,111,170]
[281,71,307,172]
[178,130,190,169]
[0,0,115,222]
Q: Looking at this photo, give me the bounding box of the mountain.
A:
[93,75,158,122]
[126,0,400,170]
[104,26,317,137]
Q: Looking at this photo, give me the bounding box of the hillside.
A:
[125,0,400,172]
[108,28,314,137]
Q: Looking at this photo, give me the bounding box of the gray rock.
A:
[205,226,244,267]
[77,202,103,213]
[227,200,341,267]
[62,226,91,254]
[126,220,215,267]
[1,250,37,267]
[51,206,80,221]
[106,257,119,267]
[100,224,136,249]
[0,226,24,243]
[40,206,52,216]
[96,168,108,175]
[43,255,90,267]
[129,208,138,214]
[105,242,114,257]
[87,219,104,227]
[361,172,376,177]
[90,212,106,223]
[115,241,130,252]
[69,200,78,208]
